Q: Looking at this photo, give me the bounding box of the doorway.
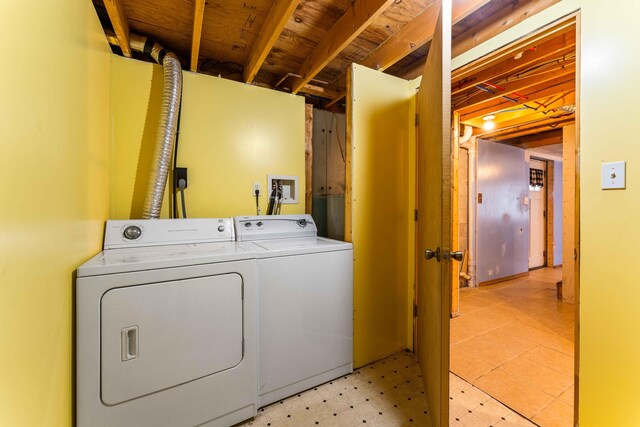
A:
[529,158,547,269]
[447,14,579,427]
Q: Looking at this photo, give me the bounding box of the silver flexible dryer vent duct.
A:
[128,34,183,219]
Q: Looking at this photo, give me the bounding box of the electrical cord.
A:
[172,93,184,219]
[178,178,187,218]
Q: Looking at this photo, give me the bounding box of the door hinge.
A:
[415,113,419,127]
[414,209,418,221]
[413,304,418,317]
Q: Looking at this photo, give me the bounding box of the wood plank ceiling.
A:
[92,0,563,114]
[94,0,574,146]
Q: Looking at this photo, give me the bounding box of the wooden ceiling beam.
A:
[360,0,492,72]
[300,84,343,100]
[454,62,576,110]
[190,0,206,72]
[452,0,564,58]
[290,0,394,94]
[244,0,301,83]
[452,31,576,96]
[488,118,574,140]
[459,76,575,121]
[399,0,569,81]
[475,113,574,137]
[502,129,564,148]
[103,0,132,57]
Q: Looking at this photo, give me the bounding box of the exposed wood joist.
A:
[244,0,301,83]
[103,0,131,57]
[190,0,206,72]
[452,31,576,95]
[453,15,576,82]
[452,0,563,58]
[488,117,574,140]
[505,129,564,148]
[301,83,343,100]
[361,0,491,72]
[290,0,395,94]
[475,113,574,137]
[459,76,575,121]
[400,0,570,80]
[454,62,576,110]
[325,90,347,108]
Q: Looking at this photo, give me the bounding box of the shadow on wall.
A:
[353,98,412,365]
[130,65,163,218]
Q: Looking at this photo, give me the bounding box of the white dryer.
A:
[76,218,258,427]
[235,214,353,407]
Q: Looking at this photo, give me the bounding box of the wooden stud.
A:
[360,0,491,72]
[290,0,394,94]
[344,66,354,243]
[546,161,555,267]
[190,0,206,72]
[562,124,577,303]
[244,0,301,83]
[103,0,132,57]
[451,111,461,318]
[305,104,314,214]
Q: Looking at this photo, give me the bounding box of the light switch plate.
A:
[601,161,626,190]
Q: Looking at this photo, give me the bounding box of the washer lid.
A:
[252,237,352,257]
[77,242,259,277]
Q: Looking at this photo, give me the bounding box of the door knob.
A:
[444,250,464,262]
[425,247,441,262]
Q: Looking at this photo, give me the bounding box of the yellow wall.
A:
[349,64,416,367]
[0,1,111,426]
[579,1,640,424]
[110,56,305,219]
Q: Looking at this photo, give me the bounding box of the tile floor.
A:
[240,351,535,427]
[451,268,575,427]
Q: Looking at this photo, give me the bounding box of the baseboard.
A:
[479,271,529,286]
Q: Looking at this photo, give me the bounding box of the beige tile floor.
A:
[451,268,575,427]
[240,351,534,427]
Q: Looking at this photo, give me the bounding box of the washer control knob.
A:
[297,219,307,228]
[257,221,263,227]
[218,225,225,232]
[123,225,142,240]
[244,222,252,228]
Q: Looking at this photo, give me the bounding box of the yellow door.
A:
[416,1,452,425]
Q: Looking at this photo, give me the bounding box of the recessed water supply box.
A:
[267,175,299,204]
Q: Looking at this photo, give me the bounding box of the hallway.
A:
[450,268,574,426]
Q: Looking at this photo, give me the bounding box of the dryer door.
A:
[101,273,243,405]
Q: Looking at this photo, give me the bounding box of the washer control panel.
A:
[234,215,317,241]
[104,218,235,249]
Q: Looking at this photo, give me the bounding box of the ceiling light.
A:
[482,120,496,131]
[482,115,496,131]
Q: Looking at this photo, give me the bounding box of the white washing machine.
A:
[235,214,353,407]
[76,218,258,427]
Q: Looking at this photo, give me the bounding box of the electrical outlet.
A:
[175,167,188,189]
[252,182,261,196]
